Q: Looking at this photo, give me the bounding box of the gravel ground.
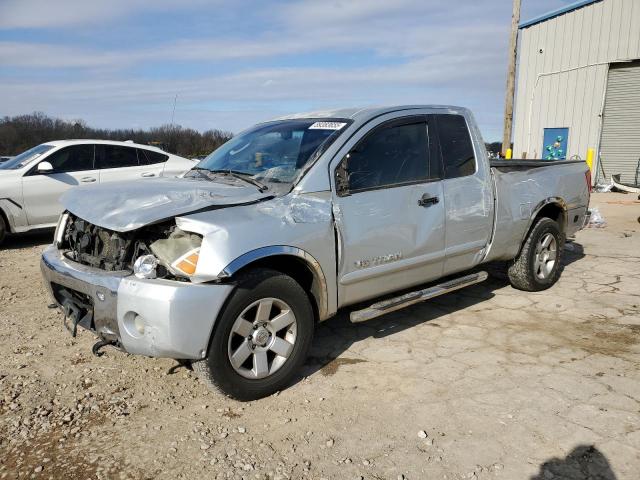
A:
[1,192,639,480]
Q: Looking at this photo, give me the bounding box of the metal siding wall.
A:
[512,0,640,164]
[599,61,640,184]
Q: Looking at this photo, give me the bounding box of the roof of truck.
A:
[274,105,468,124]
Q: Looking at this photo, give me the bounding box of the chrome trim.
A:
[40,245,129,340]
[219,245,330,321]
[350,271,488,323]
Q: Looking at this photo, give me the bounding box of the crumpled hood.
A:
[60,177,272,232]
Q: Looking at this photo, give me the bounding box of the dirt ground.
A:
[1,192,639,480]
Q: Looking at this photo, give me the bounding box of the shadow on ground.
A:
[531,445,618,480]
[301,273,505,378]
[2,230,53,250]
[301,241,587,379]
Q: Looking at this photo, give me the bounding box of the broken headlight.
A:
[133,254,159,279]
[146,228,202,279]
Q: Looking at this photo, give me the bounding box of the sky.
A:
[0,0,577,141]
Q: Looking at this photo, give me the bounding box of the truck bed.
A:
[490,159,585,171]
[484,159,590,263]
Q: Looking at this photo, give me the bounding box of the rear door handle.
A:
[141,172,156,178]
[80,177,96,183]
[418,193,439,207]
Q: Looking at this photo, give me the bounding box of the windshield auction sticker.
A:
[308,122,347,130]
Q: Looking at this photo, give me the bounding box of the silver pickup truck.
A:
[40,106,591,400]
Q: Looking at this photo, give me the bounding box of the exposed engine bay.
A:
[60,213,201,280]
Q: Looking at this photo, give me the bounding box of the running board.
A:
[349,271,489,323]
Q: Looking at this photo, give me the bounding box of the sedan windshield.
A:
[0,144,54,170]
[192,119,350,190]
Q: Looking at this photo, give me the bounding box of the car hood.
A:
[60,177,272,232]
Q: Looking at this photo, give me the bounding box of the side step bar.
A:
[350,271,488,323]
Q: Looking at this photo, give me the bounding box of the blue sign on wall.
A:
[542,128,569,160]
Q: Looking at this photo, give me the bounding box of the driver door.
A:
[332,114,446,306]
[22,144,98,227]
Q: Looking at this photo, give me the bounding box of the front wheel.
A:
[507,217,564,291]
[193,268,314,401]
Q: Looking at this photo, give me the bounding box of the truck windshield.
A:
[0,144,54,170]
[193,119,350,189]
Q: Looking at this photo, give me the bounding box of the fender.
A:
[518,196,567,254]
[218,245,330,321]
[0,198,27,233]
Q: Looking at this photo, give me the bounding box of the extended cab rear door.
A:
[331,114,446,306]
[433,113,493,275]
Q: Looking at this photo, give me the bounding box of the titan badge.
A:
[354,252,402,269]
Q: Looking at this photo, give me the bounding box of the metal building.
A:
[512,0,640,185]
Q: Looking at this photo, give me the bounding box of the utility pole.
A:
[502,0,521,157]
[170,94,178,127]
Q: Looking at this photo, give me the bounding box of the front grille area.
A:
[63,214,136,271]
[61,213,177,274]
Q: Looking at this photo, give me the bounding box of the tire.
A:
[193,268,314,401]
[507,217,564,292]
[0,215,6,247]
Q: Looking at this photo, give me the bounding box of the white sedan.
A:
[0,139,196,245]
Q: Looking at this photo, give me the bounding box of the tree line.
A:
[0,112,233,158]
[1,112,503,160]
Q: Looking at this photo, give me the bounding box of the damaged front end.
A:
[50,212,204,347]
[60,212,202,282]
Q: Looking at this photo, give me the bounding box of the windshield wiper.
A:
[207,169,269,192]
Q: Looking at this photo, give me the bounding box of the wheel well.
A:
[535,203,566,233]
[230,255,323,323]
[0,206,10,233]
[517,202,566,257]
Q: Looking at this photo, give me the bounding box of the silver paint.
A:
[46,105,590,362]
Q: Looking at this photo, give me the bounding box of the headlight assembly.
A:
[149,228,203,279]
[133,254,159,279]
[171,248,200,276]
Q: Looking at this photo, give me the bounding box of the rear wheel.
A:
[193,268,314,401]
[508,217,564,291]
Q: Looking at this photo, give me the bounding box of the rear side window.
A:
[138,148,169,165]
[96,145,139,169]
[436,114,476,178]
[344,120,430,192]
[43,144,94,173]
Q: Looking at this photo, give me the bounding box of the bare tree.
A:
[0,112,233,158]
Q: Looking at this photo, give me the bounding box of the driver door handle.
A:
[80,177,97,183]
[141,172,156,178]
[418,193,439,207]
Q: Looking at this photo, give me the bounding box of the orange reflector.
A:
[172,249,200,276]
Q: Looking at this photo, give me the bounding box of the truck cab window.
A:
[345,121,430,192]
[436,114,476,179]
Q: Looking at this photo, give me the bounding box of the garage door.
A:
[599,61,640,185]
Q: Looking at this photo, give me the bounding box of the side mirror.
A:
[37,161,54,174]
